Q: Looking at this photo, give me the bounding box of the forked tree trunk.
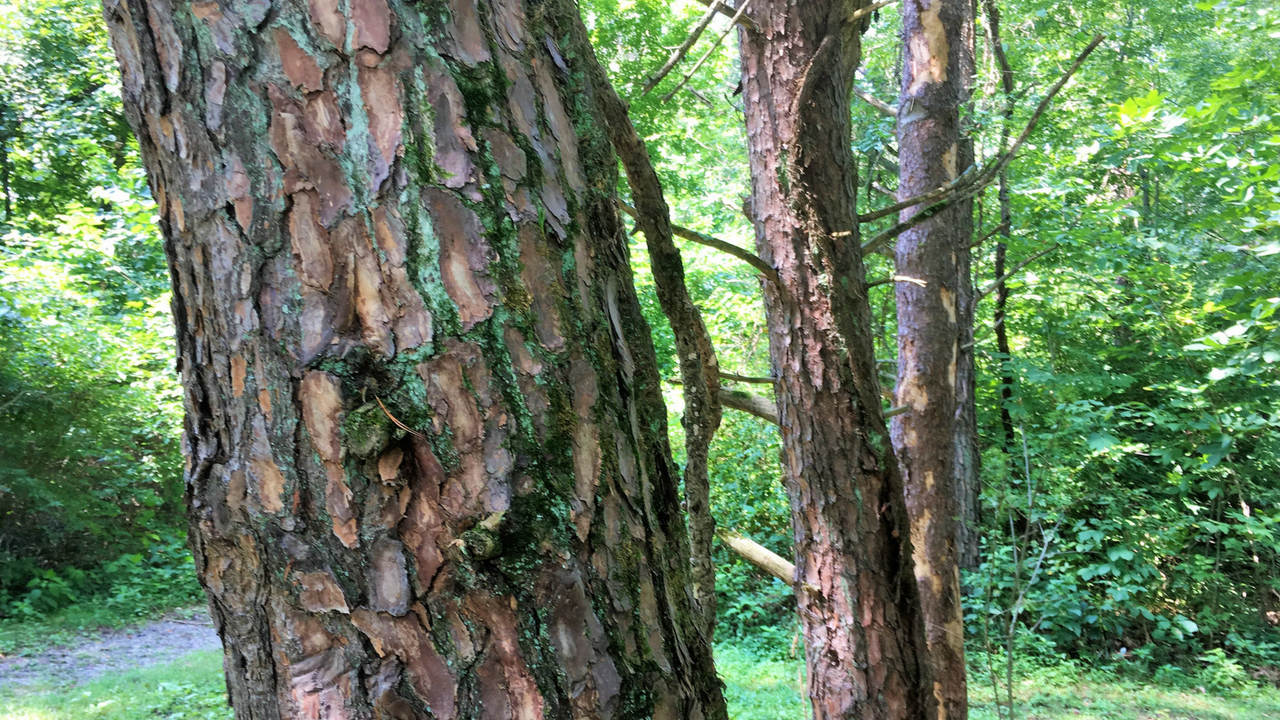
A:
[893,0,975,714]
[737,2,934,718]
[100,0,727,716]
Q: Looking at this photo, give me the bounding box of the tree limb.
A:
[719,388,779,425]
[976,244,1059,301]
[969,220,1010,250]
[857,35,1104,245]
[617,200,778,282]
[720,371,774,384]
[694,0,758,31]
[858,165,979,223]
[661,0,755,103]
[854,85,897,117]
[866,274,927,288]
[717,530,821,595]
[640,1,725,96]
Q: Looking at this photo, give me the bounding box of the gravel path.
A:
[0,608,222,687]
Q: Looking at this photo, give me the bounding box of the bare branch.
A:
[858,35,1104,244]
[717,530,820,594]
[848,0,901,23]
[640,1,725,96]
[719,388,779,425]
[858,165,979,223]
[720,371,774,384]
[976,244,1059,301]
[866,274,927,288]
[854,85,897,117]
[617,200,778,282]
[884,405,910,418]
[694,0,758,31]
[969,220,1010,250]
[661,0,755,103]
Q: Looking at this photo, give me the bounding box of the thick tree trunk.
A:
[560,6,724,639]
[894,0,974,713]
[737,3,934,718]
[100,0,728,716]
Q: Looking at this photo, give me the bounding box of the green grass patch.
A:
[716,643,807,720]
[3,641,1277,720]
[0,651,230,720]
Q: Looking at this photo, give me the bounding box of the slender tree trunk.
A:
[952,0,981,573]
[985,0,1018,453]
[893,0,974,712]
[738,3,934,718]
[100,0,728,715]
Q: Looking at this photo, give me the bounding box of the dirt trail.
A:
[0,608,222,687]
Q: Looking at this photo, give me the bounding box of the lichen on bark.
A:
[101,0,727,715]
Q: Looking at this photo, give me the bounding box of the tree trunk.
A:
[985,0,1018,456]
[737,3,933,718]
[894,0,974,712]
[952,0,981,575]
[100,0,728,716]
[559,5,724,639]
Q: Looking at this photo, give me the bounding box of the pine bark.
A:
[737,2,934,718]
[100,0,728,716]
[894,0,975,712]
[559,6,724,638]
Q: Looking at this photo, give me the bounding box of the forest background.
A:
[0,0,1277,713]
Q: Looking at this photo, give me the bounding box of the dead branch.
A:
[969,221,1011,250]
[720,371,774,384]
[617,200,778,282]
[866,275,927,288]
[858,35,1104,246]
[854,85,897,117]
[719,388,779,425]
[694,0,758,31]
[661,0,755,103]
[718,530,821,595]
[976,244,1059,301]
[640,1,725,96]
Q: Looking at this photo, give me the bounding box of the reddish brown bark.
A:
[893,0,974,713]
[100,0,728,715]
[737,2,933,718]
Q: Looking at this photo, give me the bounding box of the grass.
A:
[2,639,1277,720]
[716,644,807,719]
[0,651,230,720]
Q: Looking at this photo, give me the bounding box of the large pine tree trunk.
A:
[100,0,727,716]
[893,0,975,714]
[737,2,933,717]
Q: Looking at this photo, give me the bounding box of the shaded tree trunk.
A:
[737,2,934,717]
[893,0,975,713]
[100,0,728,716]
[557,6,724,639]
[985,0,1018,453]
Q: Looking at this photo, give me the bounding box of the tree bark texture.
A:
[951,0,981,575]
[894,0,974,712]
[100,0,728,716]
[737,2,933,718]
[561,6,724,639]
